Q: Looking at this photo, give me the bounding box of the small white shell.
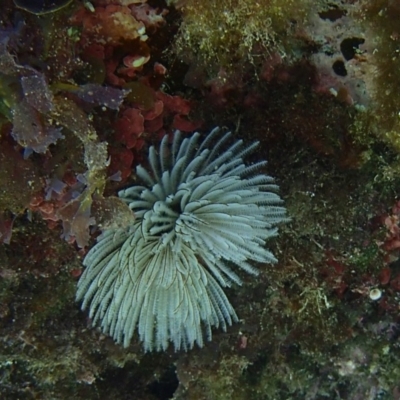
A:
[369,288,382,301]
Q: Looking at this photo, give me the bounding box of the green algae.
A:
[172,0,311,75]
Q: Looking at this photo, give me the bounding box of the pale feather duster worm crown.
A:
[76,127,288,352]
